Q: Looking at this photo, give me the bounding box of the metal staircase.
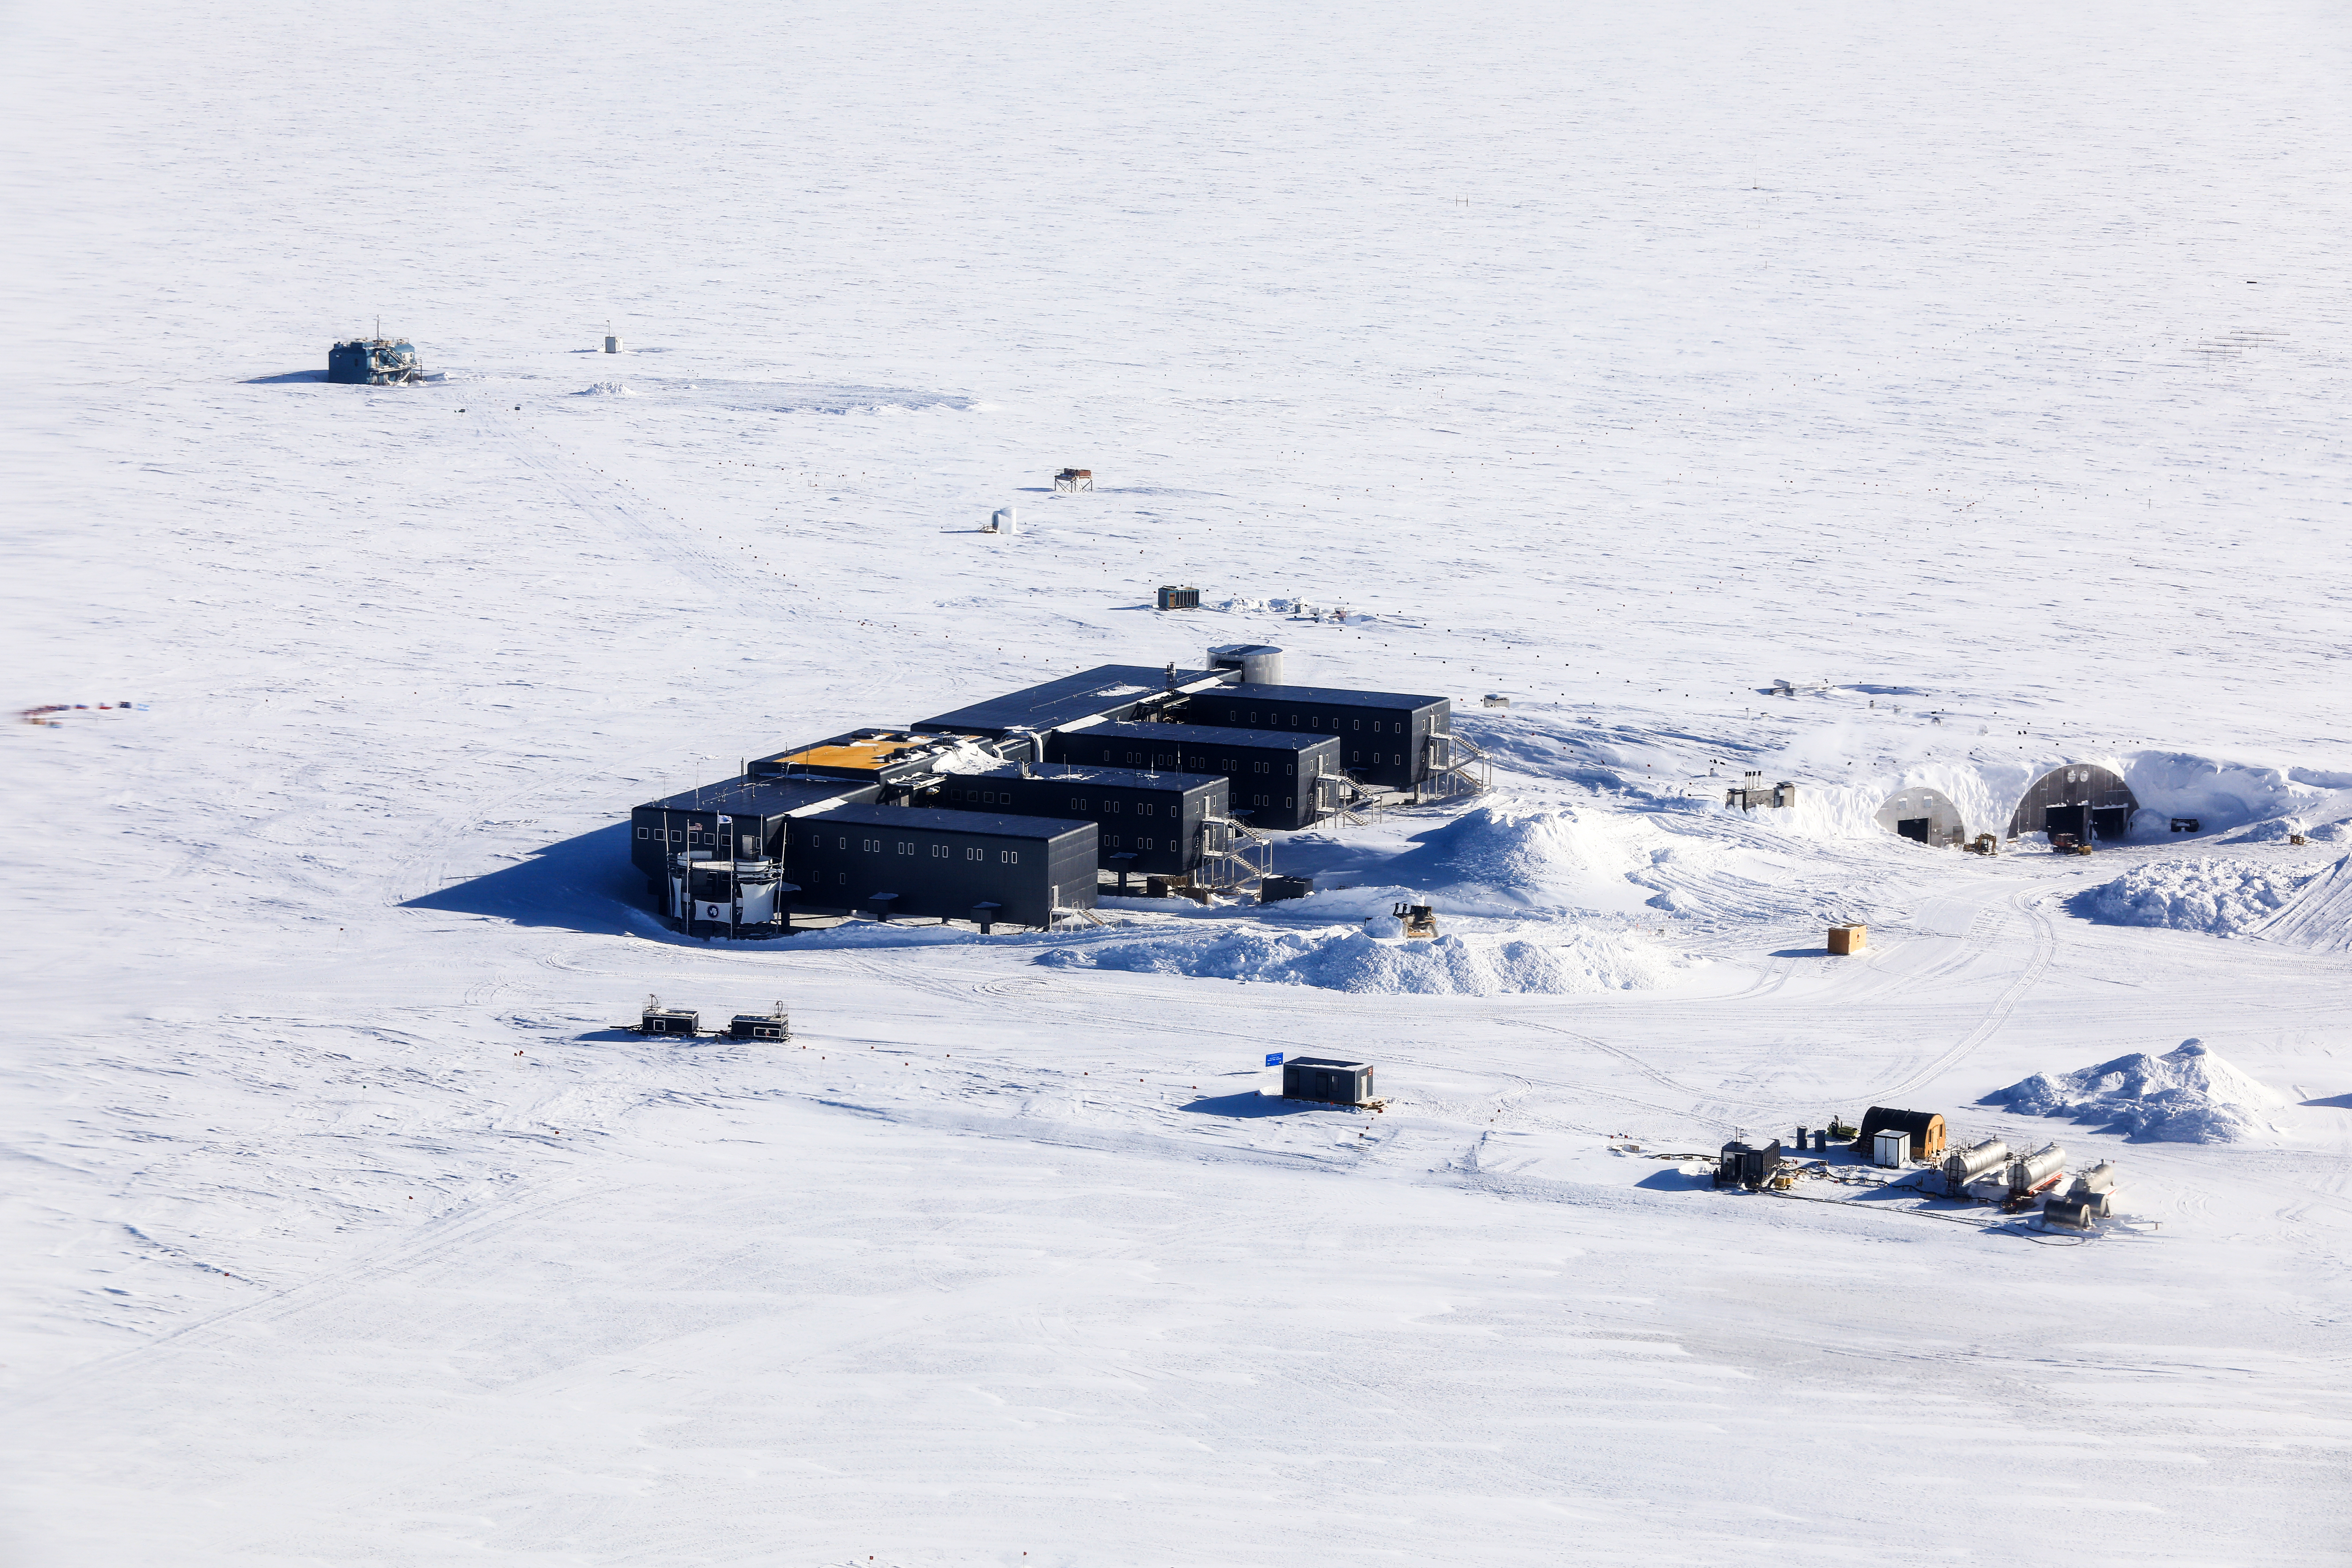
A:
[1419,731,1492,801]
[1315,770,1386,827]
[1197,815,1274,894]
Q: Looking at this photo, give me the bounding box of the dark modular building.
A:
[1172,682,1449,791]
[630,775,878,890]
[328,337,426,385]
[1048,721,1338,830]
[922,764,1228,878]
[912,664,1230,748]
[784,804,1097,928]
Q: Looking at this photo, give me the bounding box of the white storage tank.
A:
[2008,1143,2068,1196]
[1941,1138,2010,1195]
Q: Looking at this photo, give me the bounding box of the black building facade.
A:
[924,764,1228,876]
[1047,721,1337,830]
[783,804,1098,927]
[630,776,879,889]
[1172,682,1450,791]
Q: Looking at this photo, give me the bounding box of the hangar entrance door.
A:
[1896,817,1931,845]
[2045,804,2090,841]
[2091,805,2132,841]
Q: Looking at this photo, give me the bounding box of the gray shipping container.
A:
[925,764,1228,877]
[1174,682,1450,791]
[1048,721,1338,830]
[784,803,1097,929]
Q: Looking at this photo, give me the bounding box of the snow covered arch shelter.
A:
[2006,764,2138,842]
[1875,786,1967,848]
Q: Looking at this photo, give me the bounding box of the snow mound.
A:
[1037,923,1688,996]
[1983,1039,2286,1142]
[2080,858,2323,936]
[575,381,636,396]
[1378,801,1688,913]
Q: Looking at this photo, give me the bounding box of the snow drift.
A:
[1037,923,1689,996]
[2079,858,2325,937]
[1983,1040,2286,1142]
[2256,854,2352,953]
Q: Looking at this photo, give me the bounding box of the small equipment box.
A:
[1283,1057,1375,1106]
[1827,924,1868,955]
[1871,1128,1910,1168]
[728,1006,790,1042]
[1714,1139,1784,1190]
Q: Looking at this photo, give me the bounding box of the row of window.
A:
[1225,708,1409,736]
[838,834,1019,863]
[1104,835,1155,850]
[637,824,761,855]
[1106,748,1294,776]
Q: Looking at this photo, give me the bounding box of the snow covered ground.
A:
[5,0,2352,1562]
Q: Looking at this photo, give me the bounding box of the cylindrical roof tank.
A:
[1941,1138,2009,1188]
[2009,1143,2068,1194]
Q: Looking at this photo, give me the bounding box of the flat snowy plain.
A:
[5,1,2351,1562]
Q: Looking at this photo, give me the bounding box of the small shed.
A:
[1054,468,1094,492]
[1856,1106,1947,1160]
[1283,1057,1374,1105]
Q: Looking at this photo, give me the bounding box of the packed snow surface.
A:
[1041,922,1687,995]
[1985,1040,2290,1143]
[9,0,2352,1564]
[2081,857,2326,936]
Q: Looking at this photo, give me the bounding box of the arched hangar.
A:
[1875,786,1967,847]
[2006,764,2138,843]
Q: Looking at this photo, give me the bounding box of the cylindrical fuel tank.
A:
[2008,1143,2067,1194]
[2071,1160,2117,1195]
[2042,1197,2095,1229]
[1941,1138,2009,1192]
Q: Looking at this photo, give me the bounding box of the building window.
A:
[636,827,649,839]
[1285,798,1293,808]
[1353,719,1361,731]
[1140,803,1153,816]
[967,847,982,860]
[1108,834,1120,847]
[1002,850,1018,863]
[1140,837,1153,849]
[838,872,848,885]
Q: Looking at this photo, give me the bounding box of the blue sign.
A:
[1265,1052,1283,1068]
